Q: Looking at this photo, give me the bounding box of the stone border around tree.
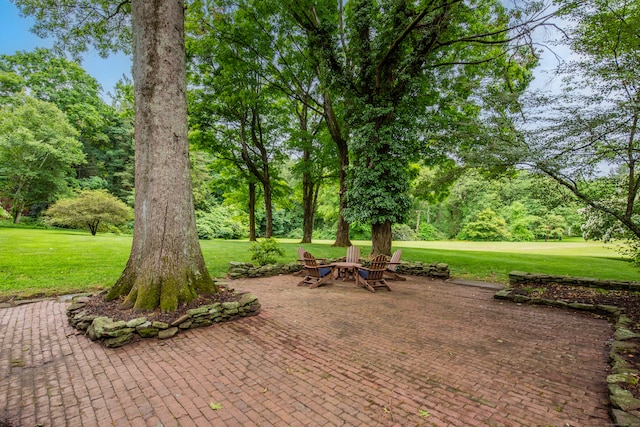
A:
[66,292,261,348]
[495,271,640,427]
[227,260,450,279]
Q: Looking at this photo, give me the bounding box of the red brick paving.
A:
[0,276,613,426]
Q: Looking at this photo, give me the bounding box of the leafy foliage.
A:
[472,0,640,252]
[288,0,549,253]
[457,208,511,241]
[44,190,132,235]
[9,1,131,58]
[392,223,417,242]
[195,205,248,240]
[0,96,85,222]
[417,223,446,241]
[249,237,285,266]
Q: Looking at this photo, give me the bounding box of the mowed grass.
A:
[1,228,638,300]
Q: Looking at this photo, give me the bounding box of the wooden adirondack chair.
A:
[297,251,335,288]
[346,246,361,263]
[336,246,362,280]
[293,247,307,276]
[355,254,391,293]
[385,249,406,281]
[294,247,327,276]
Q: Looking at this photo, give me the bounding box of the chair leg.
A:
[385,272,406,281]
[310,271,334,289]
[356,275,376,292]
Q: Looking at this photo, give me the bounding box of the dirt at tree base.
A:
[79,287,240,325]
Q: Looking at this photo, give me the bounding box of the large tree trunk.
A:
[371,220,392,256]
[263,174,273,238]
[299,100,315,244]
[106,0,216,311]
[248,181,257,242]
[334,145,351,246]
[323,92,351,247]
[301,167,315,243]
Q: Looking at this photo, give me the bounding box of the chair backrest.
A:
[346,246,360,263]
[388,249,402,272]
[297,247,306,262]
[366,254,389,280]
[302,251,323,277]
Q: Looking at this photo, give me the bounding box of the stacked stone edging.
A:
[66,292,261,348]
[395,261,450,278]
[227,260,450,279]
[509,270,640,291]
[227,262,303,278]
[497,271,640,426]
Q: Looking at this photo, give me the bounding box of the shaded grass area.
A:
[1,228,638,300]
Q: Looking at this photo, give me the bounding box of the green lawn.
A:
[1,228,638,300]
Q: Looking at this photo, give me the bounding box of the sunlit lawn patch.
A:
[1,228,637,300]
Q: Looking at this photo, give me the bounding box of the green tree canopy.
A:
[0,96,85,223]
[45,189,132,235]
[457,208,511,241]
[288,0,549,254]
[468,0,640,257]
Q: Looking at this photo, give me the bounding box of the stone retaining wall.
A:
[227,260,450,279]
[67,293,261,348]
[227,262,303,278]
[509,270,640,291]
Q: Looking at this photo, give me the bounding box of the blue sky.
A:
[0,0,131,99]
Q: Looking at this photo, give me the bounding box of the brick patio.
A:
[0,275,613,426]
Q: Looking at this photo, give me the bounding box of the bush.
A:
[249,238,285,266]
[417,223,446,241]
[285,227,303,239]
[44,190,132,235]
[392,223,417,241]
[349,222,371,240]
[312,226,337,240]
[195,205,247,240]
[457,208,511,241]
[0,206,10,220]
[509,218,535,242]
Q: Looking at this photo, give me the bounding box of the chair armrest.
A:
[357,266,387,273]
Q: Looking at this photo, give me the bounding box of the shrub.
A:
[44,190,132,235]
[417,223,446,241]
[457,208,511,241]
[195,205,247,240]
[249,237,285,266]
[349,222,371,240]
[392,223,417,241]
[312,226,337,240]
[0,205,10,220]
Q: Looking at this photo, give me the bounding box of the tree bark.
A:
[371,220,392,256]
[106,0,216,311]
[263,172,273,238]
[301,157,315,243]
[248,181,257,241]
[323,92,351,247]
[242,108,274,238]
[298,98,317,244]
[334,146,351,246]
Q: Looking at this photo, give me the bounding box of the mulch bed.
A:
[510,282,640,399]
[509,283,640,327]
[78,287,239,325]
